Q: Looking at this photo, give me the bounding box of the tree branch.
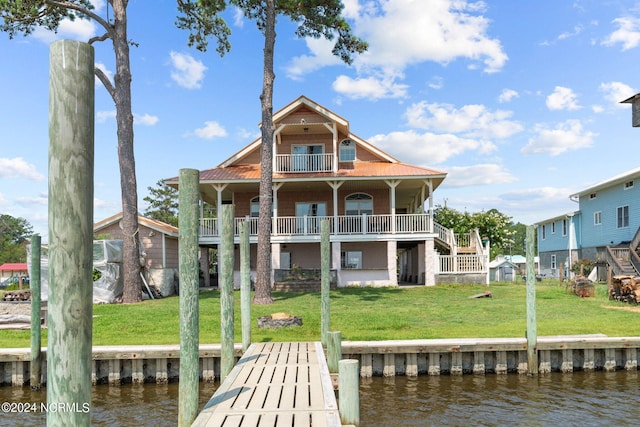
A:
[44,0,114,37]
[88,31,110,44]
[94,66,115,99]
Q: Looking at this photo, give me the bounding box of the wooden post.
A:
[30,234,42,390]
[321,219,330,346]
[525,225,538,375]
[47,39,94,427]
[178,168,200,427]
[339,359,360,426]
[559,262,564,282]
[220,204,235,381]
[327,331,342,374]
[240,221,251,352]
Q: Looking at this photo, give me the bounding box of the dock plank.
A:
[193,342,341,427]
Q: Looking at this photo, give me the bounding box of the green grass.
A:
[1,280,639,348]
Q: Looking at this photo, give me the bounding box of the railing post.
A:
[362,213,367,234]
[327,331,342,373]
[220,204,235,382]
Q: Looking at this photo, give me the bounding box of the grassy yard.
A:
[1,280,639,348]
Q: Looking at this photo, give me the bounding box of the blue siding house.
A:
[537,166,640,279]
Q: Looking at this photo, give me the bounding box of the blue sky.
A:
[2,0,640,241]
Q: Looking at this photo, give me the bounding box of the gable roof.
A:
[0,263,28,272]
[94,213,179,237]
[569,166,640,200]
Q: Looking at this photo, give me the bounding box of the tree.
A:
[1,0,143,303]
[177,0,367,304]
[0,214,33,264]
[143,180,179,227]
[434,205,515,259]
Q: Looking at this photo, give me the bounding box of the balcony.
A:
[275,153,334,173]
[199,213,433,238]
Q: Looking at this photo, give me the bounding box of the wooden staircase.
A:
[606,226,640,277]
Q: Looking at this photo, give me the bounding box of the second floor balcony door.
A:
[292,145,324,172]
[296,202,327,234]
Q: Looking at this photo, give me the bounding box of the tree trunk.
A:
[112,0,142,303]
[253,0,276,305]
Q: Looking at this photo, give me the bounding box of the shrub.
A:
[571,258,594,276]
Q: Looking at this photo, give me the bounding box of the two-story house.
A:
[166,96,488,288]
[537,166,640,280]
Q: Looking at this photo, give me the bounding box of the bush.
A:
[571,258,594,276]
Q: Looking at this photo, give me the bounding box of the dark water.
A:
[1,372,639,426]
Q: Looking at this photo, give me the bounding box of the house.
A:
[94,213,179,296]
[537,166,640,280]
[165,96,489,288]
[489,256,518,282]
[0,262,28,283]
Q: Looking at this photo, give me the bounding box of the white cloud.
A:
[405,101,523,139]
[440,164,517,187]
[233,6,245,27]
[15,195,48,207]
[602,16,640,50]
[97,110,116,123]
[169,51,207,89]
[134,113,159,126]
[521,120,596,156]
[428,76,444,90]
[332,75,408,100]
[369,130,495,165]
[188,121,228,140]
[546,86,580,111]
[599,81,635,108]
[498,89,519,103]
[285,0,507,99]
[0,158,44,181]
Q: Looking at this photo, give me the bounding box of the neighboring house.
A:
[0,262,28,282]
[94,213,179,296]
[537,166,640,280]
[489,256,518,282]
[165,96,489,288]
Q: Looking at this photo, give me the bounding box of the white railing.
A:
[275,153,334,173]
[200,213,433,237]
[438,255,486,273]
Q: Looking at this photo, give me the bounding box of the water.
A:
[1,372,639,426]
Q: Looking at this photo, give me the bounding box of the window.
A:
[594,211,602,225]
[341,251,362,269]
[339,139,356,162]
[625,180,634,189]
[551,255,556,270]
[589,193,596,199]
[541,224,546,240]
[296,202,327,233]
[250,196,260,217]
[562,219,567,236]
[292,145,324,171]
[551,222,556,234]
[617,205,629,228]
[345,193,373,215]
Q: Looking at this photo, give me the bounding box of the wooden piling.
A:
[178,168,200,427]
[339,359,360,426]
[525,225,538,375]
[321,219,330,346]
[220,205,235,381]
[47,39,94,427]
[240,221,251,352]
[30,234,42,390]
[327,331,342,374]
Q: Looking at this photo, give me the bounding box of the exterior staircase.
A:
[606,226,640,277]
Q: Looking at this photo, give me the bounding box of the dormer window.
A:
[339,139,356,162]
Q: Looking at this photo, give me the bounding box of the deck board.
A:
[192,342,341,427]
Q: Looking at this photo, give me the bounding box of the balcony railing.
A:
[275,153,334,173]
[199,213,433,238]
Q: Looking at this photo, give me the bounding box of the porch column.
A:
[426,180,434,232]
[385,180,400,234]
[271,243,281,286]
[328,181,344,234]
[200,247,210,288]
[272,124,285,173]
[418,242,425,285]
[387,241,398,286]
[332,241,342,287]
[424,238,435,286]
[213,184,227,281]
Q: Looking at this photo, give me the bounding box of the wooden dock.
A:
[192,342,341,427]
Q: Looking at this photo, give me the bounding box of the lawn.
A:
[1,280,639,348]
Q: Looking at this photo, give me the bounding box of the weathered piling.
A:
[339,359,360,426]
[47,39,94,427]
[240,220,251,352]
[321,219,330,346]
[30,234,42,390]
[220,205,235,381]
[327,331,342,374]
[178,168,200,426]
[526,225,538,375]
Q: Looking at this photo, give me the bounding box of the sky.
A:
[2,0,640,242]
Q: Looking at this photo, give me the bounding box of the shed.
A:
[489,256,518,282]
[94,213,179,296]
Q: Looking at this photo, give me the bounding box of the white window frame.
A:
[341,251,363,269]
[551,254,556,270]
[541,224,546,240]
[624,180,634,190]
[594,211,602,225]
[562,219,567,236]
[551,222,556,234]
[339,139,356,162]
[617,205,630,228]
[345,193,373,215]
